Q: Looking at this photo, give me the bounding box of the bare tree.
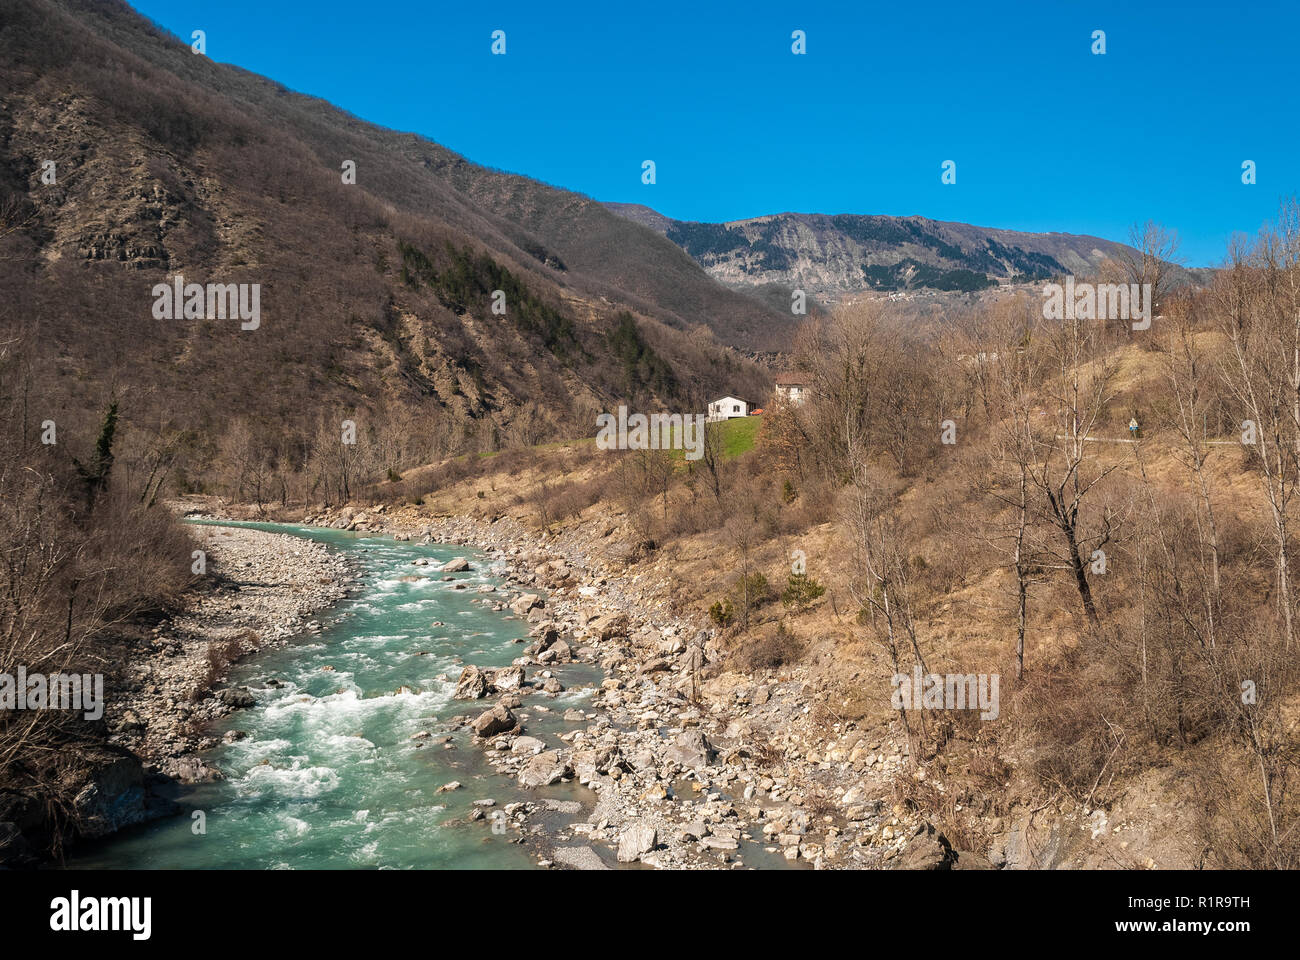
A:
[1029,312,1120,627]
[1217,201,1300,649]
[1160,295,1225,644]
[841,434,928,751]
[980,296,1047,677]
[1118,220,1182,328]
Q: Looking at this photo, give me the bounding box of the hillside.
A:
[0,0,787,478]
[606,203,1146,299]
[312,277,1300,871]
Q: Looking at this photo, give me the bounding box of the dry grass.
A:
[363,325,1300,868]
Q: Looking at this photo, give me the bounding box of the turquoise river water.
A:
[64,521,602,870]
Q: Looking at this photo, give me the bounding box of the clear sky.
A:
[125,0,1299,266]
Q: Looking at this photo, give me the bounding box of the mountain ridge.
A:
[604,202,1146,299]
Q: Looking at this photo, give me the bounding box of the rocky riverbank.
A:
[101,521,358,786]
[0,517,360,867]
[289,501,971,870]
[91,499,1190,872]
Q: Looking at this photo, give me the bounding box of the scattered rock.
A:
[454,665,488,700]
[518,751,571,788]
[471,704,517,738]
[896,825,956,870]
[553,846,609,870]
[665,729,715,770]
[617,821,658,863]
[492,665,525,692]
[587,613,629,641]
[510,594,542,616]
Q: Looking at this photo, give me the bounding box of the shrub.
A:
[733,621,804,671]
[781,572,826,609]
[732,571,774,608]
[708,597,735,627]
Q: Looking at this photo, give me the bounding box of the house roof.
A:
[774,373,810,385]
[710,396,750,405]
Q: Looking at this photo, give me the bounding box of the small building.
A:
[708,396,750,421]
[774,373,811,406]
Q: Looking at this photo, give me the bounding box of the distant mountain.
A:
[605,204,1144,300]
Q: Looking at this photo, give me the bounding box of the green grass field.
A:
[451,415,762,468]
[715,415,761,458]
[657,414,761,462]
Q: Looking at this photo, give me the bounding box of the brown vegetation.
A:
[0,340,194,860]
[396,206,1300,868]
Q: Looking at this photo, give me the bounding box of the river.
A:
[65,521,601,870]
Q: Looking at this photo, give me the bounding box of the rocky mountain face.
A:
[606,204,1141,301]
[0,0,783,459]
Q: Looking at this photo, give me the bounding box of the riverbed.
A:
[65,521,599,869]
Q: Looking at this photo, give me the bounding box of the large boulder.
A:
[74,751,181,838]
[675,645,707,674]
[664,729,715,770]
[439,557,472,573]
[518,751,571,788]
[896,824,956,870]
[511,736,547,756]
[454,665,488,700]
[471,704,517,738]
[491,665,525,692]
[531,625,560,653]
[572,747,615,782]
[216,686,256,709]
[537,639,572,664]
[510,594,542,616]
[617,821,658,863]
[587,613,629,641]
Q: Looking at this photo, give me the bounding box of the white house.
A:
[707,396,750,421]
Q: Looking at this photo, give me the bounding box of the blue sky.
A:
[128,0,1299,266]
